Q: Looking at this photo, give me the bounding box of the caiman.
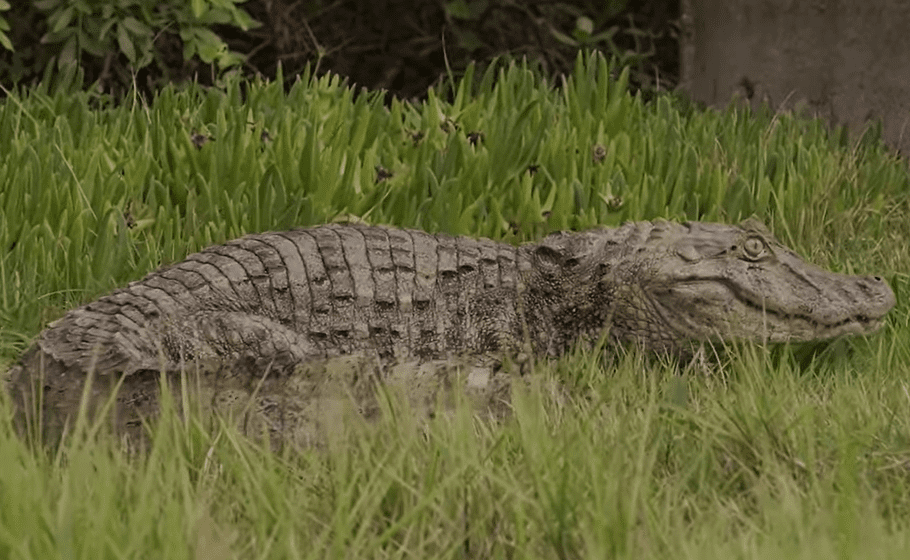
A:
[6,219,895,446]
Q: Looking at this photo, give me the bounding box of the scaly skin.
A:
[6,221,895,446]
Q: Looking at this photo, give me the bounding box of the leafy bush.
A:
[0,1,10,52]
[0,0,677,99]
[442,0,668,88]
[234,0,677,99]
[1,0,257,92]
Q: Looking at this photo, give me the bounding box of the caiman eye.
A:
[742,236,767,260]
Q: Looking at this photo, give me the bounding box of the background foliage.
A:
[0,0,257,92]
[0,0,678,98]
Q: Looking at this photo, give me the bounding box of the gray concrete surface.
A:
[680,0,910,156]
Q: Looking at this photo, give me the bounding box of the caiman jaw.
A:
[651,275,894,345]
[647,266,895,346]
[721,277,893,339]
[635,220,896,347]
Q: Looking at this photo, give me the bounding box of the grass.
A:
[1,52,909,558]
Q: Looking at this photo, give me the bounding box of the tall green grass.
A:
[1,52,909,558]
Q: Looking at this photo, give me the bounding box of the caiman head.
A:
[605,219,896,352]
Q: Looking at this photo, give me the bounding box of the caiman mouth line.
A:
[734,294,881,332]
[673,277,886,334]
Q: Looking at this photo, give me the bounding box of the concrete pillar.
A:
[680,0,910,155]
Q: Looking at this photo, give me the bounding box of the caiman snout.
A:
[846,274,896,328]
